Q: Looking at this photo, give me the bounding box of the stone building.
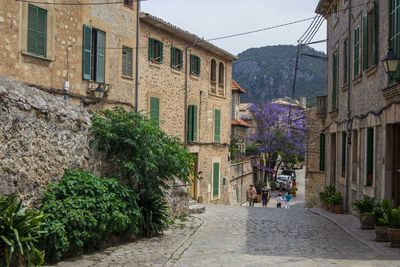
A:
[231,80,250,159]
[314,0,400,211]
[0,0,139,108]
[138,12,237,204]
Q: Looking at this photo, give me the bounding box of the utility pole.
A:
[134,0,140,112]
[344,0,353,214]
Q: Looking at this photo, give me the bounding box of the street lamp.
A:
[94,84,104,100]
[382,48,400,74]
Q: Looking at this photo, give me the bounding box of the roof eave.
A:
[140,13,238,61]
[315,0,331,16]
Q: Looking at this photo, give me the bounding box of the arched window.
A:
[218,62,225,87]
[211,59,217,85]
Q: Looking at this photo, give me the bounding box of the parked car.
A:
[276,175,292,191]
[281,169,296,181]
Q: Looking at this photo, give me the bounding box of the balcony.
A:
[316,95,327,118]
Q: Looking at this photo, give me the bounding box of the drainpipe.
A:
[134,1,140,112]
[344,0,353,214]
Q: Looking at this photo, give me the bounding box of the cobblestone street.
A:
[49,170,400,267]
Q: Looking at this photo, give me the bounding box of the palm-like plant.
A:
[0,194,45,267]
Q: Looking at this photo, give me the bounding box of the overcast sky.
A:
[141,0,327,56]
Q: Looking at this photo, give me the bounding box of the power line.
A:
[15,0,147,5]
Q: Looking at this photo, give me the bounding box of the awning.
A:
[254,165,275,174]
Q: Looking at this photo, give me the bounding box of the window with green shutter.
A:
[82,25,106,83]
[366,128,374,187]
[171,47,183,70]
[341,132,347,177]
[343,38,349,84]
[212,162,220,198]
[122,46,133,77]
[214,109,221,143]
[319,133,326,171]
[332,51,338,111]
[187,105,198,142]
[354,25,360,77]
[150,97,160,126]
[363,4,379,71]
[389,0,400,83]
[190,55,201,76]
[148,38,163,64]
[28,5,47,57]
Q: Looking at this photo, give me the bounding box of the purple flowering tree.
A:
[249,102,305,177]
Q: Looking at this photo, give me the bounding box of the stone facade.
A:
[0,0,138,109]
[0,76,91,205]
[305,108,326,208]
[315,0,400,210]
[138,13,237,204]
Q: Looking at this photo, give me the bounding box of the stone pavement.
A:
[171,205,400,267]
[45,216,203,267]
[310,207,398,255]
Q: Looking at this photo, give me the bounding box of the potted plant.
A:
[352,196,376,229]
[319,184,335,210]
[373,199,391,242]
[386,208,400,247]
[330,192,343,214]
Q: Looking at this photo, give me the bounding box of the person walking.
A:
[285,192,292,209]
[247,184,257,207]
[261,187,270,208]
[276,192,283,208]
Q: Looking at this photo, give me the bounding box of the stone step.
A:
[189,204,206,214]
[189,199,198,207]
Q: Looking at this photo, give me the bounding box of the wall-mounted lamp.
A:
[382,48,400,74]
[94,84,105,100]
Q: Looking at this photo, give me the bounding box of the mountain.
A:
[233,45,327,106]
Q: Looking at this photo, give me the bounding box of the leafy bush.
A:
[319,184,335,204]
[373,199,392,226]
[91,108,194,237]
[139,193,170,238]
[40,170,142,262]
[352,196,376,215]
[386,208,400,229]
[0,194,45,267]
[327,192,343,205]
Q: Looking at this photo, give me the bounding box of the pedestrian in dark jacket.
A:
[261,187,270,208]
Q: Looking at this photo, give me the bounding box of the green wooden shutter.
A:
[374,3,379,64]
[366,128,374,185]
[193,105,197,141]
[214,109,221,143]
[362,12,368,71]
[27,5,47,57]
[150,97,160,126]
[122,47,132,77]
[332,52,338,111]
[171,47,175,68]
[187,105,193,142]
[354,27,360,77]
[196,57,201,75]
[27,5,36,54]
[82,25,92,80]
[148,38,154,61]
[319,133,326,171]
[179,49,183,69]
[213,162,220,197]
[96,30,105,83]
[343,39,348,83]
[159,42,164,63]
[190,55,194,74]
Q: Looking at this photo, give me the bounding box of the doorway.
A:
[189,153,198,200]
[393,124,400,206]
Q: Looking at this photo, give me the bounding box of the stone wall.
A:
[0,77,91,205]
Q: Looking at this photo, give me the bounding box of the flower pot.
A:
[327,203,333,212]
[333,204,343,214]
[388,228,400,247]
[375,225,389,242]
[359,213,375,229]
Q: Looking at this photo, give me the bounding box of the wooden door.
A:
[189,154,198,199]
[393,124,400,206]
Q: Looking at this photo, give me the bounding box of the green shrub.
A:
[352,196,376,215]
[386,208,400,229]
[0,194,45,267]
[139,193,170,238]
[40,170,142,262]
[319,184,335,204]
[373,199,392,226]
[327,192,343,205]
[90,108,195,237]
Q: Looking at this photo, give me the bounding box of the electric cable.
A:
[16,0,147,5]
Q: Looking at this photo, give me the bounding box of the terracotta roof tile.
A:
[232,80,246,93]
[232,118,251,128]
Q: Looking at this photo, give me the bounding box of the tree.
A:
[249,102,305,176]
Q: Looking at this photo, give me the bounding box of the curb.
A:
[164,215,205,267]
[308,208,378,252]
